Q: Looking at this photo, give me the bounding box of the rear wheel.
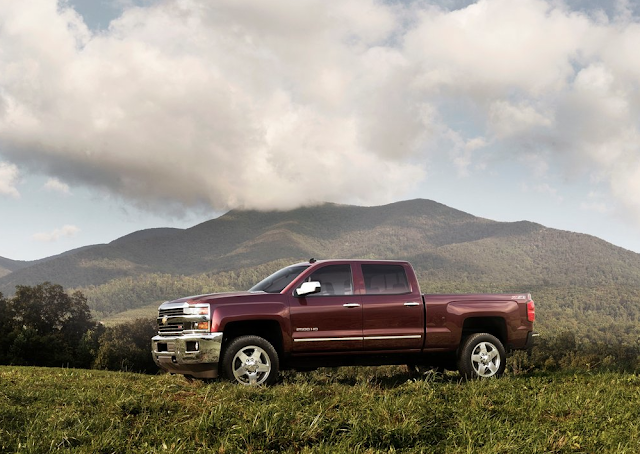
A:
[458,333,506,379]
[222,335,279,386]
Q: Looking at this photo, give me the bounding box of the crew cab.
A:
[151,259,536,385]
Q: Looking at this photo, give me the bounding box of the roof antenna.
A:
[309,258,316,264]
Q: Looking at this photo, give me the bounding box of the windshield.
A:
[249,265,310,293]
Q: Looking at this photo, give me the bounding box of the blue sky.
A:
[1,0,640,261]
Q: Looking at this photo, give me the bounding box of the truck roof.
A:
[291,258,411,266]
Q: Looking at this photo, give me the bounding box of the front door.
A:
[289,264,363,352]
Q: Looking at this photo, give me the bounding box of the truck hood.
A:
[166,291,266,304]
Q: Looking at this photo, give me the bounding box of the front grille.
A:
[156,302,210,336]
[158,323,184,335]
[159,307,185,318]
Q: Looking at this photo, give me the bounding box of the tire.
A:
[221,335,279,386]
[457,333,506,379]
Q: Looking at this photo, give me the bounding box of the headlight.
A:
[184,304,209,316]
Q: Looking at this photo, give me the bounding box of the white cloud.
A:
[0,162,20,198]
[580,191,611,214]
[0,0,425,211]
[488,101,553,140]
[0,0,639,227]
[404,0,592,95]
[43,177,71,195]
[451,135,489,177]
[610,162,640,224]
[33,225,81,242]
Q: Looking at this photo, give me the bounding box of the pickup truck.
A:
[151,259,536,385]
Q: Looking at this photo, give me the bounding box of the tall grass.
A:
[1,366,639,453]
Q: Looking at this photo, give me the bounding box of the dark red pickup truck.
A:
[152,259,536,385]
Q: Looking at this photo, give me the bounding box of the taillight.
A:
[527,300,535,322]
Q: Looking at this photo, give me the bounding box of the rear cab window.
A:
[361,264,411,295]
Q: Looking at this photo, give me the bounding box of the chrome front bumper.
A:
[151,332,224,379]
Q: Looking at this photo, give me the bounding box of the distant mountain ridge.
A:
[0,256,32,279]
[109,228,183,246]
[2,199,640,308]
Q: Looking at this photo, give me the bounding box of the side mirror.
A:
[295,281,321,297]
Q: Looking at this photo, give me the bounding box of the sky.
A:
[1,0,640,261]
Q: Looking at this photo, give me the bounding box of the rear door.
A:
[360,263,424,351]
[289,264,363,352]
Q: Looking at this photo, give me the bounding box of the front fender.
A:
[211,302,292,349]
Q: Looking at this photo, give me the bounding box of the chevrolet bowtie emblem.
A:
[162,316,168,325]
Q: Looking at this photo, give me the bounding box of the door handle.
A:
[404,302,420,307]
[343,303,361,308]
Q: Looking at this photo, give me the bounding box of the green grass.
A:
[1,366,639,453]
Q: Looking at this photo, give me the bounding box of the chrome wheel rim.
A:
[470,341,500,377]
[232,345,272,386]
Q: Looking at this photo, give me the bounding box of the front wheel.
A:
[221,335,279,386]
[458,333,506,379]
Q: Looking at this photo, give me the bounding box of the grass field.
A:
[99,303,159,326]
[1,366,639,453]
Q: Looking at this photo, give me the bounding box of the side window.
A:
[362,264,410,294]
[306,265,353,296]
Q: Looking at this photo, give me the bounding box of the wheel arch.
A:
[221,319,284,356]
[460,316,507,346]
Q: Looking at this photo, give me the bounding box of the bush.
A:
[93,318,158,373]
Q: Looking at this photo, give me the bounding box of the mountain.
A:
[0,244,102,279]
[0,256,32,279]
[1,199,640,317]
[109,228,183,246]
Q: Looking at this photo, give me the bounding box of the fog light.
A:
[196,321,210,330]
[186,341,199,352]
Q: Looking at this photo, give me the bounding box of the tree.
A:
[93,318,158,373]
[76,323,107,369]
[0,293,16,364]
[5,283,96,367]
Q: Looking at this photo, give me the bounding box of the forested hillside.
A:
[0,256,32,278]
[1,198,640,354]
[3,199,640,294]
